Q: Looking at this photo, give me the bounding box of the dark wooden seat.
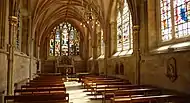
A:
[14,87,66,95]
[21,84,65,89]
[5,93,69,103]
[5,74,69,103]
[101,87,161,103]
[110,94,185,103]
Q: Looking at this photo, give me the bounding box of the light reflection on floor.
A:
[65,81,102,103]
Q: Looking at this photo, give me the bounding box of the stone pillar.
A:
[7,16,17,95]
[29,14,33,80]
[92,20,98,73]
[29,38,34,79]
[110,22,117,55]
[37,45,40,73]
[133,25,140,85]
[104,26,108,76]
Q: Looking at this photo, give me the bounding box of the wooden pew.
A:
[21,84,65,89]
[4,74,69,103]
[102,87,161,103]
[110,94,185,103]
[84,78,127,91]
[14,87,66,95]
[5,93,69,103]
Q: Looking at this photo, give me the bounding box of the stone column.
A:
[7,16,17,95]
[104,26,109,76]
[110,22,117,55]
[29,14,33,80]
[92,20,98,73]
[133,25,140,85]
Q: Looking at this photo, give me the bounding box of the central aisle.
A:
[64,81,102,103]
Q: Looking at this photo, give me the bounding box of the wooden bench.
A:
[102,87,161,103]
[4,74,69,103]
[5,93,69,103]
[110,94,185,103]
[14,87,66,95]
[21,84,65,89]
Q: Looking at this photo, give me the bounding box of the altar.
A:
[56,56,75,75]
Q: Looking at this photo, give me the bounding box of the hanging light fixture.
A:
[80,0,100,28]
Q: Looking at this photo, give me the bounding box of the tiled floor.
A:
[65,81,102,103]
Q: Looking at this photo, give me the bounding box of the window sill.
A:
[0,49,8,54]
[96,55,105,60]
[112,50,133,58]
[14,51,30,58]
[150,41,190,54]
[88,57,93,61]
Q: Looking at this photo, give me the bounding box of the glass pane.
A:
[49,38,54,56]
[51,22,80,56]
[101,30,105,55]
[174,0,190,38]
[55,31,60,56]
[117,0,132,51]
[160,0,172,41]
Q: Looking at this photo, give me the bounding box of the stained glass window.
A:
[49,22,80,56]
[117,0,133,52]
[160,0,190,41]
[101,29,105,55]
[55,31,60,56]
[16,9,21,50]
[49,38,54,56]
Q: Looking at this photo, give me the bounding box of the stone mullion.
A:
[7,16,17,95]
[68,29,70,56]
[53,31,56,56]
[59,29,62,56]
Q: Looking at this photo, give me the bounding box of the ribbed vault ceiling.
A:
[29,0,106,45]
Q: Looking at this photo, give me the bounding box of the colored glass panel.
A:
[117,11,122,51]
[123,0,132,50]
[55,31,60,56]
[49,39,54,56]
[50,22,80,56]
[160,0,172,41]
[101,30,105,55]
[174,0,190,38]
[117,0,133,52]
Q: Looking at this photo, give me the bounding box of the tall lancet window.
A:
[16,9,21,50]
[116,0,133,55]
[101,29,105,55]
[160,0,190,41]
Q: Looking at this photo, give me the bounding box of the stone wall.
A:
[14,53,37,83]
[0,51,37,92]
[95,0,190,94]
[141,52,190,94]
[0,51,8,92]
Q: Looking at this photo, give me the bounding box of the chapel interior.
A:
[0,0,190,103]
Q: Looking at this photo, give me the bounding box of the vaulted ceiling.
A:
[27,0,112,45]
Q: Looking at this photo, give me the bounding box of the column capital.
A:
[133,25,140,31]
[9,16,18,25]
